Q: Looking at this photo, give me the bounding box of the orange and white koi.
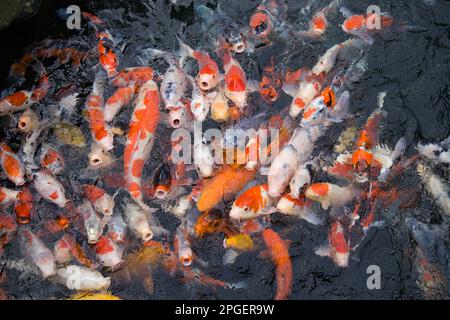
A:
[19,228,56,278]
[0,74,50,116]
[0,187,20,206]
[305,182,355,210]
[0,142,26,186]
[296,0,341,38]
[168,101,193,129]
[341,7,394,44]
[83,184,115,216]
[249,0,287,41]
[33,170,68,208]
[14,188,33,224]
[40,145,65,175]
[229,184,275,221]
[95,236,124,268]
[221,49,249,109]
[86,72,114,151]
[285,39,360,118]
[111,66,154,88]
[276,193,323,225]
[315,221,351,267]
[261,228,292,300]
[104,85,135,123]
[178,38,220,91]
[124,80,160,212]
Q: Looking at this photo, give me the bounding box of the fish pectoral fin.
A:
[300,210,324,226]
[314,244,331,257]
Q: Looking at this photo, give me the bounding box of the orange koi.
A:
[261,228,292,300]
[0,143,25,186]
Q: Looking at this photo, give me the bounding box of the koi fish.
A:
[221,48,249,109]
[178,38,220,91]
[54,234,93,267]
[124,201,154,242]
[190,77,214,122]
[57,265,110,291]
[107,214,127,243]
[417,136,450,165]
[289,161,318,199]
[341,7,395,44]
[229,184,275,221]
[249,0,288,41]
[153,163,172,200]
[416,163,450,216]
[406,218,449,299]
[111,66,154,88]
[83,12,119,79]
[276,193,323,225]
[0,74,50,116]
[259,58,283,102]
[139,48,187,111]
[194,208,239,237]
[17,109,39,134]
[104,85,135,122]
[14,188,33,224]
[261,228,292,300]
[315,221,351,267]
[174,226,193,266]
[79,200,103,244]
[305,182,355,210]
[83,184,115,216]
[197,166,257,212]
[95,236,124,268]
[33,170,68,208]
[296,0,341,38]
[193,138,215,179]
[285,39,361,118]
[124,80,160,212]
[195,4,246,53]
[40,145,65,175]
[210,88,230,122]
[19,228,56,279]
[0,143,26,186]
[85,72,114,151]
[0,187,20,206]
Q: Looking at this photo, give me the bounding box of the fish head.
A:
[342,15,365,34]
[249,11,273,39]
[198,71,219,91]
[301,99,326,126]
[93,194,115,216]
[226,33,246,53]
[305,183,330,204]
[352,148,373,183]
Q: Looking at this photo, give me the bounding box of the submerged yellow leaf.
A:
[54,122,86,147]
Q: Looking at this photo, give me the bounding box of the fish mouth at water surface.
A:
[0,0,449,305]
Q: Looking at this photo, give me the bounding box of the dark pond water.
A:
[0,0,450,300]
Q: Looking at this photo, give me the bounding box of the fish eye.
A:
[243,206,250,212]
